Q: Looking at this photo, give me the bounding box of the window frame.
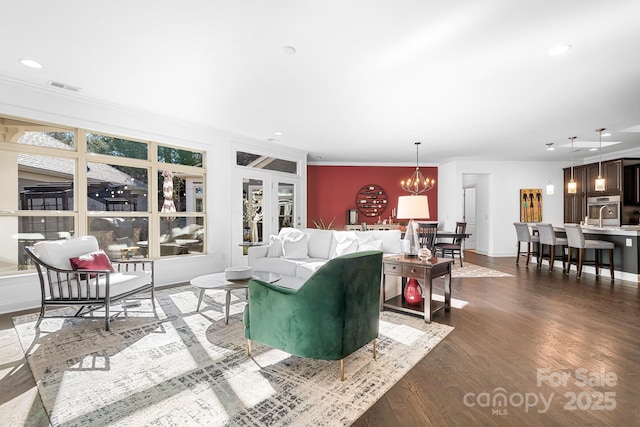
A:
[0,115,207,274]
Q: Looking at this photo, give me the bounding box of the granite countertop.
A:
[554,224,640,235]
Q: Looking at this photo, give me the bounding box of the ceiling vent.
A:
[47,80,81,92]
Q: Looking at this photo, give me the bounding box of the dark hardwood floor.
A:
[354,251,640,427]
[1,252,639,426]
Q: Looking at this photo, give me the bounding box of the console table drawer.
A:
[383,263,403,276]
[403,265,427,279]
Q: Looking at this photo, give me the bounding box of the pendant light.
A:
[567,136,577,194]
[595,128,606,192]
[546,143,554,195]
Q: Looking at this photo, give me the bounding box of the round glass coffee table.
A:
[190,271,282,324]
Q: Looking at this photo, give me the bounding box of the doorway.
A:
[232,171,302,266]
[463,185,477,250]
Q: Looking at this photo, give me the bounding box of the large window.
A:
[236,151,297,174]
[0,115,207,274]
[87,162,148,212]
[87,133,148,159]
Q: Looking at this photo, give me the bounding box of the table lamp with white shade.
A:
[397,194,430,257]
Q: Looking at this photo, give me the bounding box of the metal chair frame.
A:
[25,246,156,331]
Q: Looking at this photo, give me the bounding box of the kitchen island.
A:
[550,225,640,283]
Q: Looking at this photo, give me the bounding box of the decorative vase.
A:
[404,278,422,305]
[250,221,259,243]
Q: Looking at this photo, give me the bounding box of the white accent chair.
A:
[25,235,156,331]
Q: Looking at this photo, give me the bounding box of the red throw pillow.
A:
[69,250,114,278]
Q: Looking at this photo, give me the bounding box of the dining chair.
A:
[564,224,615,280]
[417,223,438,253]
[536,223,567,272]
[513,222,539,267]
[435,222,467,267]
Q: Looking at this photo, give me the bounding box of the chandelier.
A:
[401,142,435,194]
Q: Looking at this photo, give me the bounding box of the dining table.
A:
[436,231,472,240]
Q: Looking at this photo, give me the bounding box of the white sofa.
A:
[248,228,403,283]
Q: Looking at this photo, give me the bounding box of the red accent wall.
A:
[307,165,438,229]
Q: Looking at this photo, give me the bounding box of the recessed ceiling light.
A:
[274,131,283,136]
[589,148,598,151]
[548,44,571,56]
[20,59,43,69]
[282,46,297,55]
[601,132,612,137]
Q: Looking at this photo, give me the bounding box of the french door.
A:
[232,172,302,265]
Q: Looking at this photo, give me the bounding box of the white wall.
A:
[0,77,307,313]
[438,159,565,257]
[3,77,639,311]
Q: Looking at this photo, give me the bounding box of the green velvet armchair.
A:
[243,250,383,380]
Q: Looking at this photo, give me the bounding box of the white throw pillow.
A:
[355,230,402,254]
[357,236,383,252]
[282,234,309,259]
[329,232,359,259]
[278,227,305,240]
[267,235,283,258]
[304,228,333,259]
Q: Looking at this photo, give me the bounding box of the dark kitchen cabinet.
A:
[623,163,640,205]
[565,158,640,225]
[563,165,586,223]
[564,194,585,224]
[586,160,622,195]
[605,160,622,193]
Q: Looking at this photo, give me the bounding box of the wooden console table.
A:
[344,224,400,231]
[382,255,454,323]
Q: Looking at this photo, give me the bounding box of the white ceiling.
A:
[2,0,640,164]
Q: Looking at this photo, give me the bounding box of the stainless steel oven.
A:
[586,195,621,227]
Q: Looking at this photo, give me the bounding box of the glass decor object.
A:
[397,194,430,257]
[404,278,422,305]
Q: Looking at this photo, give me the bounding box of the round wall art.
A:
[355,184,388,217]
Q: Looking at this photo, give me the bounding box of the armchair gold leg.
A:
[372,339,377,360]
[340,359,345,382]
[247,339,252,356]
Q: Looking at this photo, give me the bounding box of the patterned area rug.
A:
[13,286,453,427]
[451,262,513,278]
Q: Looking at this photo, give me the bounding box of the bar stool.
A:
[536,223,567,272]
[564,224,615,280]
[513,222,539,266]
